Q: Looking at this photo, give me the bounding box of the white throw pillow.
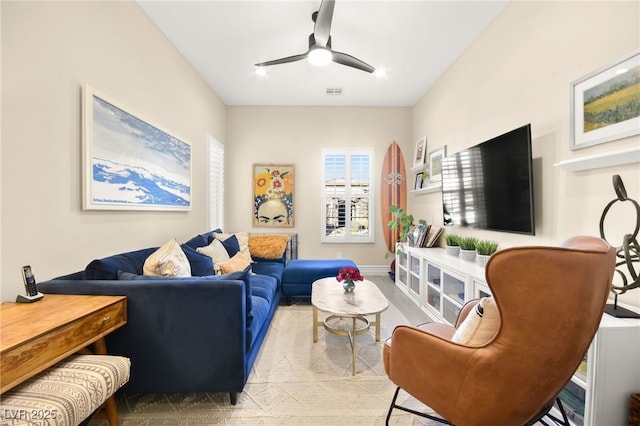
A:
[143,239,191,277]
[197,238,231,274]
[452,297,500,346]
[214,232,252,262]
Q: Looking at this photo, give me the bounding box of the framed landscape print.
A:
[253,164,294,227]
[570,50,640,150]
[82,84,191,210]
[428,146,446,183]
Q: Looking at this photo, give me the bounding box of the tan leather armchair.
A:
[383,236,616,426]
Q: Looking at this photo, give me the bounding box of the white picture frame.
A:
[428,146,446,183]
[83,84,192,211]
[413,136,427,168]
[570,50,640,150]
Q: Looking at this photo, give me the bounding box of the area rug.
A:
[91,289,440,425]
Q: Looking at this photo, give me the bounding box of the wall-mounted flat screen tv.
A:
[441,124,535,235]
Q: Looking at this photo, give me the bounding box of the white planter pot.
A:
[459,249,476,262]
[476,254,491,267]
[446,245,460,256]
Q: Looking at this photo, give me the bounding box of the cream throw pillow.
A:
[143,239,191,277]
[196,239,230,274]
[214,232,252,262]
[218,252,251,274]
[451,297,500,346]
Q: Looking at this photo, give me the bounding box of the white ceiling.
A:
[137,1,509,107]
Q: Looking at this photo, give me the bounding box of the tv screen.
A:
[441,124,535,235]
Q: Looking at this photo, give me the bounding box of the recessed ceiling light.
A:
[254,66,267,76]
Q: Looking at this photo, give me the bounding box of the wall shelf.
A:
[411,185,441,195]
[554,146,640,172]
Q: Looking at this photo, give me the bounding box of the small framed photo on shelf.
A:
[414,173,423,190]
[570,49,640,150]
[413,136,427,168]
[428,146,446,183]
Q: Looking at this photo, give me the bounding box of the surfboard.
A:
[381,141,407,253]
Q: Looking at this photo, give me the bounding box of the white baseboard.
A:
[358,265,392,276]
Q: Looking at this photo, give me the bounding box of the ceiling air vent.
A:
[326,88,343,96]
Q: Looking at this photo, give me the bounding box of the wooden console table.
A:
[0,294,127,425]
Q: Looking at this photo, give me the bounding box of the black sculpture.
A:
[599,175,640,318]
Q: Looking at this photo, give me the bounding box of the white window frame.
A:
[320,147,375,243]
[207,135,224,230]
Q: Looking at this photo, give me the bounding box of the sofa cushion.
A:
[181,244,215,276]
[219,252,251,274]
[143,239,191,277]
[196,239,230,273]
[214,232,252,262]
[251,261,285,286]
[84,247,158,280]
[250,273,278,306]
[248,234,290,260]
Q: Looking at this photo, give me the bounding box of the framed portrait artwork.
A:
[428,146,446,183]
[413,137,427,168]
[253,164,294,227]
[570,50,640,150]
[82,84,191,211]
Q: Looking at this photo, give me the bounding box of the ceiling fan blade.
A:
[313,0,335,47]
[254,53,308,67]
[332,51,375,73]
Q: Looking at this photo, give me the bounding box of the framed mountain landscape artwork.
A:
[82,84,191,210]
[570,50,640,150]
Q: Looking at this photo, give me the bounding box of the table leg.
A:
[352,317,356,376]
[90,338,120,426]
[375,312,381,342]
[313,307,318,343]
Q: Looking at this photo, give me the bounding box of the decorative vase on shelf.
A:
[459,249,477,262]
[336,267,364,293]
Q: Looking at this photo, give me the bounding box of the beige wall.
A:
[410,0,639,307]
[1,1,226,301]
[226,106,412,267]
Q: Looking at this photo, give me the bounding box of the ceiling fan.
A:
[254,0,375,73]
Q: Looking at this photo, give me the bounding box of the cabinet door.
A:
[408,254,421,301]
[396,248,409,290]
[442,271,466,325]
[424,263,442,316]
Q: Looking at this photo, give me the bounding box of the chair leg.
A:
[385,386,452,425]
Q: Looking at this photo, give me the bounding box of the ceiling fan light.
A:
[308,48,332,66]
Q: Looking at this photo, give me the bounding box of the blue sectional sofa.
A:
[38,231,290,405]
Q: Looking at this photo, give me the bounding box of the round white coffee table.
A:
[311,277,389,375]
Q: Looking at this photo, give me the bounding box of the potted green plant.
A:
[444,234,461,256]
[387,206,426,248]
[476,240,498,267]
[459,237,478,262]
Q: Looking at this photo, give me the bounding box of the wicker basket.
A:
[630,393,640,426]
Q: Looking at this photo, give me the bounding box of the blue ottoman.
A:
[282,259,358,303]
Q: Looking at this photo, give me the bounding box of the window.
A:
[321,148,374,243]
[207,135,224,230]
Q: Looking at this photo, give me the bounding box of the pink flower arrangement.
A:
[336,267,364,283]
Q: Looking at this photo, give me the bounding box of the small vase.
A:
[342,280,356,292]
[460,249,476,262]
[446,245,460,256]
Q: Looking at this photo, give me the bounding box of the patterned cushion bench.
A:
[0,355,130,426]
[281,259,358,303]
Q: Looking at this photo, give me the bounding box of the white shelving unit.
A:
[409,164,441,195]
[395,244,640,426]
